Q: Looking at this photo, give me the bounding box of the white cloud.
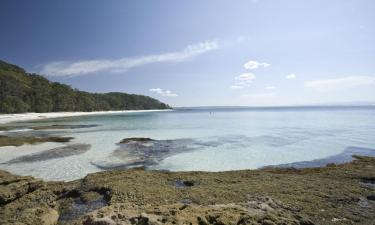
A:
[149,88,178,97]
[235,73,256,86]
[305,76,375,92]
[265,86,276,90]
[243,60,270,70]
[230,85,244,90]
[40,40,219,77]
[235,73,256,82]
[286,74,296,79]
[229,73,256,89]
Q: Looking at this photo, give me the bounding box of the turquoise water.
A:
[1,106,375,181]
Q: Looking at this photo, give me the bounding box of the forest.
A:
[0,60,171,113]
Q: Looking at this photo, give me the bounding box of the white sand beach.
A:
[0,110,172,124]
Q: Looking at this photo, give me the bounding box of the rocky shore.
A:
[1,156,374,225]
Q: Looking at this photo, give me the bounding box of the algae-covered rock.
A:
[1,156,375,224]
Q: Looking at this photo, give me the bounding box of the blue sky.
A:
[1,0,374,107]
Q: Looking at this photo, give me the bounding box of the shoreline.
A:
[0,109,173,125]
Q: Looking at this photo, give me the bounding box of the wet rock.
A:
[274,146,375,168]
[81,191,104,203]
[174,180,195,188]
[367,195,375,201]
[360,177,375,189]
[58,195,107,222]
[82,216,116,225]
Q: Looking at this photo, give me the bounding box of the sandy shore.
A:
[0,109,172,124]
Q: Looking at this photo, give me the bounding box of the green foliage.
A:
[0,60,171,113]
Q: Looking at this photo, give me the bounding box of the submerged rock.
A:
[0,135,73,147]
[273,146,375,168]
[32,124,99,130]
[3,143,91,164]
[118,137,154,144]
[92,138,198,169]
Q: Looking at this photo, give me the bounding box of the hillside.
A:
[0,60,170,113]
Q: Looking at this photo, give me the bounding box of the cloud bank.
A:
[149,88,178,97]
[305,76,375,91]
[40,40,219,77]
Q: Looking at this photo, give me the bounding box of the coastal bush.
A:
[0,60,171,113]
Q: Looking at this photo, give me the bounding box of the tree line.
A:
[0,60,170,113]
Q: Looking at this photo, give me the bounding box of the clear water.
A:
[0,106,375,181]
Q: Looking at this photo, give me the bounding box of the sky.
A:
[1,0,375,107]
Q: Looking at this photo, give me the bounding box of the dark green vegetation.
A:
[0,60,170,113]
[0,135,73,147]
[1,156,374,224]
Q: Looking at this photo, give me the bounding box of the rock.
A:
[81,191,103,203]
[0,170,44,204]
[83,216,116,225]
[39,208,59,225]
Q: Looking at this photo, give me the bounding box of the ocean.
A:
[1,106,375,181]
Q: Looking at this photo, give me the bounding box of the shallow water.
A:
[0,106,375,181]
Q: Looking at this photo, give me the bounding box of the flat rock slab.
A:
[1,157,375,224]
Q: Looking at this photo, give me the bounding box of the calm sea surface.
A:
[1,106,375,181]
